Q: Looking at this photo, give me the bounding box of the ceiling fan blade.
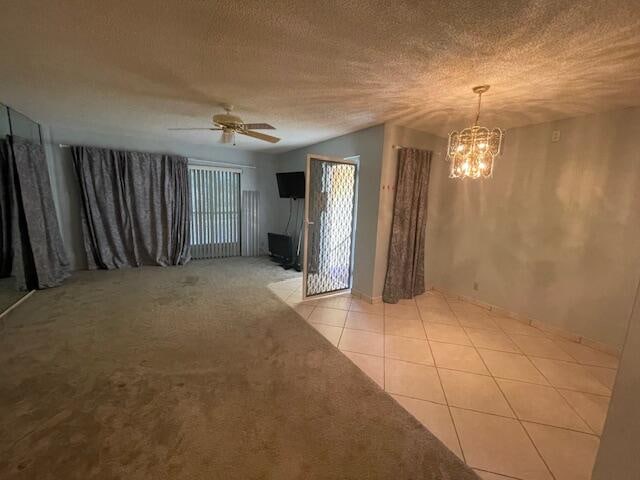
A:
[240,130,281,143]
[168,127,223,131]
[243,123,275,130]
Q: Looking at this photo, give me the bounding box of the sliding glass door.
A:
[189,165,241,259]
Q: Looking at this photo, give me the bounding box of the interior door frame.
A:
[302,154,359,300]
[187,164,242,259]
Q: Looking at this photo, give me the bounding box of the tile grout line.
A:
[472,322,559,480]
[474,468,526,480]
[442,294,559,480]
[292,287,608,477]
[416,298,467,464]
[515,347,607,437]
[378,391,601,437]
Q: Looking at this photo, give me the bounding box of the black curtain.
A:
[71,146,190,270]
[2,136,70,290]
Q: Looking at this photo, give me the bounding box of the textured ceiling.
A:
[1,0,639,152]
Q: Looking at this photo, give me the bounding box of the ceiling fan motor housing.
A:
[212,113,244,130]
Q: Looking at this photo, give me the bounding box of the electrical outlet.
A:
[551,130,561,142]
[473,281,479,291]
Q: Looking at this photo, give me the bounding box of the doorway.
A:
[303,154,358,299]
[188,165,241,259]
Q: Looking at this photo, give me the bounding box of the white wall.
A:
[372,123,447,300]
[272,125,385,299]
[43,125,279,270]
[427,108,640,348]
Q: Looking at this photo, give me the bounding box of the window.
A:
[189,165,241,259]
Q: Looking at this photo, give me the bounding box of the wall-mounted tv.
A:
[276,171,305,199]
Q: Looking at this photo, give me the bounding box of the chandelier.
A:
[447,85,504,179]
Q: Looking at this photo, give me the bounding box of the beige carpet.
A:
[0,257,478,480]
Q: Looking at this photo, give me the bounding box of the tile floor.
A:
[269,279,619,480]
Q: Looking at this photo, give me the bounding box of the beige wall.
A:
[426,108,640,348]
[371,124,447,300]
[592,277,640,479]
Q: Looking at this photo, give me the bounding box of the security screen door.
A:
[303,154,357,299]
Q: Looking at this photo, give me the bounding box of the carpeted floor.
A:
[0,257,478,480]
[0,277,28,315]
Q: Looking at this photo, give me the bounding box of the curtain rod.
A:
[58,145,256,170]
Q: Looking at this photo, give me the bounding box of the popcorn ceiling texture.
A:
[1,0,639,151]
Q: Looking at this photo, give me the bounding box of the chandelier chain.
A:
[475,92,482,126]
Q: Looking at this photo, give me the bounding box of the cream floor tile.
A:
[478,349,549,385]
[419,305,460,326]
[583,365,617,390]
[558,389,611,435]
[385,316,426,339]
[415,292,450,311]
[384,302,421,321]
[424,323,472,346]
[465,328,520,353]
[396,298,418,307]
[316,294,352,311]
[497,379,590,432]
[338,328,384,356]
[457,313,501,331]
[451,408,552,480]
[270,287,294,300]
[493,316,546,337]
[530,358,611,395]
[509,335,575,361]
[309,322,343,346]
[343,351,384,387]
[345,311,384,333]
[450,302,491,317]
[439,369,514,417]
[431,342,489,375]
[286,295,319,308]
[475,470,520,480]
[307,307,347,327]
[292,304,315,320]
[442,292,461,302]
[554,340,619,368]
[523,422,600,480]
[349,298,385,315]
[385,335,434,365]
[392,394,463,459]
[384,358,446,403]
[285,289,304,304]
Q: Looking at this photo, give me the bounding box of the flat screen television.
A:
[276,171,305,199]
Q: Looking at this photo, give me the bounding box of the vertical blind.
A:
[189,166,241,259]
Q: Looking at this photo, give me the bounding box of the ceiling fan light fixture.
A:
[447,85,504,179]
[220,129,236,145]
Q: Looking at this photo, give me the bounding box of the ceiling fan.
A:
[168,105,280,145]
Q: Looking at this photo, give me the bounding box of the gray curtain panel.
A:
[382,148,432,304]
[7,136,70,290]
[71,146,190,270]
[0,140,12,278]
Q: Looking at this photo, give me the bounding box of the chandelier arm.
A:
[475,92,482,125]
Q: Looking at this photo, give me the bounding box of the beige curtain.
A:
[382,148,432,303]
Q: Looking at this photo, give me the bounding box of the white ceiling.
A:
[1,1,639,152]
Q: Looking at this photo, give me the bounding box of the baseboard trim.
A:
[0,289,35,321]
[431,287,622,358]
[351,290,383,304]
